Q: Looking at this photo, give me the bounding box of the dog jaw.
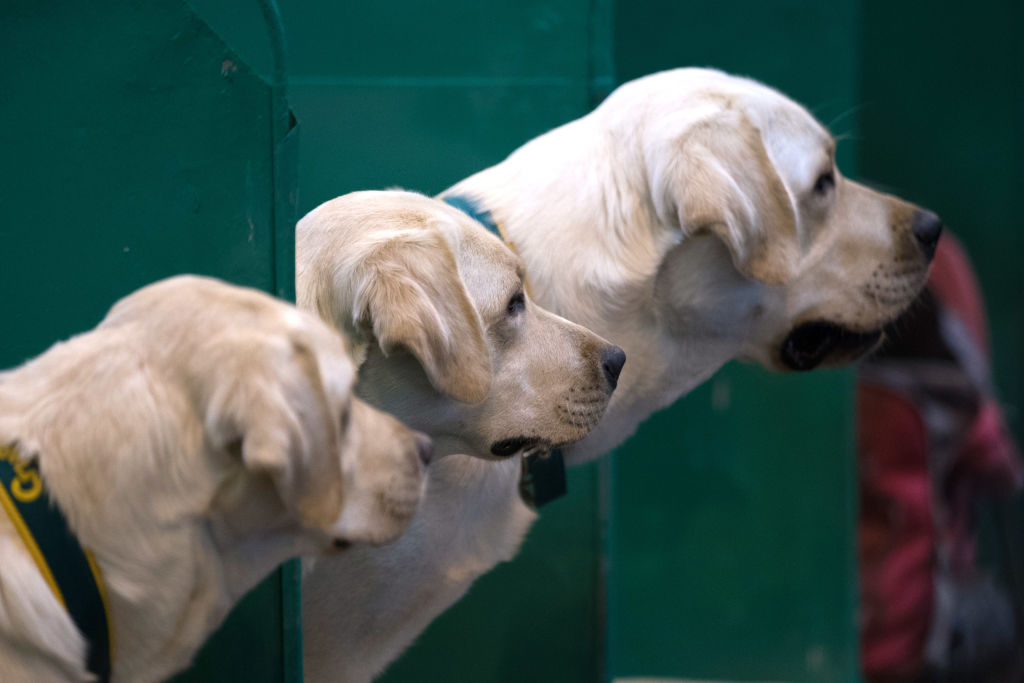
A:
[778,321,884,371]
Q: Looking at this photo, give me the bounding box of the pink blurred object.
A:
[858,234,1021,680]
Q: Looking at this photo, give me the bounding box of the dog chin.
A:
[778,320,883,371]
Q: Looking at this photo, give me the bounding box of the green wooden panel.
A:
[859,0,1024,637]
[608,2,863,682]
[289,83,588,209]
[614,0,863,115]
[383,463,604,683]
[193,0,594,82]
[0,1,275,361]
[291,81,601,683]
[271,2,609,681]
[281,0,592,80]
[608,368,858,682]
[0,1,298,680]
[859,0,1024,427]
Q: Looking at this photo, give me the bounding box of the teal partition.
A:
[607,3,862,681]
[0,2,300,680]
[267,2,866,682]
[261,3,613,680]
[859,0,1024,432]
[858,0,1024,632]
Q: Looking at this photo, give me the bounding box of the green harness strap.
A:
[0,444,113,681]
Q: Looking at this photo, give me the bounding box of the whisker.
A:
[826,103,867,131]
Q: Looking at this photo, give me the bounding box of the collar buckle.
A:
[519,449,567,509]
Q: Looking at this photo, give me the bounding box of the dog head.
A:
[99,276,430,547]
[637,68,939,371]
[297,191,623,460]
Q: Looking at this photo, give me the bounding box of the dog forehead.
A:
[721,79,834,183]
[442,211,524,310]
[754,103,832,182]
[628,68,834,185]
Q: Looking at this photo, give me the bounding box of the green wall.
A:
[269,1,866,682]
[0,2,300,680]
[276,2,616,680]
[859,1,1024,426]
[608,3,862,681]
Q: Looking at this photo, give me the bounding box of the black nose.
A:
[911,210,943,261]
[414,432,434,466]
[600,346,626,390]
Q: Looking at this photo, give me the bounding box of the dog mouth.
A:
[780,321,882,371]
[490,436,551,458]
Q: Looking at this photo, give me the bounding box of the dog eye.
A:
[506,291,525,316]
[813,171,835,196]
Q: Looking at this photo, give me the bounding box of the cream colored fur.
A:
[0,276,429,682]
[445,67,936,464]
[303,69,937,681]
[297,191,619,681]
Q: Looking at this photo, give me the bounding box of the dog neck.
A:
[446,118,773,463]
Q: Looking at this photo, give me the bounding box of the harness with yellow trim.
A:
[0,443,113,682]
[443,194,567,508]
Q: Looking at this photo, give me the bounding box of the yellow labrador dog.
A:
[0,276,430,683]
[296,191,622,682]
[444,67,942,463]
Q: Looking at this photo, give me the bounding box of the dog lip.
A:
[490,436,545,457]
[780,321,882,371]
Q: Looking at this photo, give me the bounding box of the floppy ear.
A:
[664,111,798,283]
[352,231,492,403]
[203,333,344,531]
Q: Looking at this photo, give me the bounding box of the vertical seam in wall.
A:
[256,2,302,682]
[259,0,291,301]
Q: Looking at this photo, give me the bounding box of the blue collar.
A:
[442,194,503,240]
[443,194,567,508]
[0,444,113,681]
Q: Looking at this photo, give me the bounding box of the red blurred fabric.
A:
[859,384,935,675]
[857,234,1020,680]
[928,235,989,355]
